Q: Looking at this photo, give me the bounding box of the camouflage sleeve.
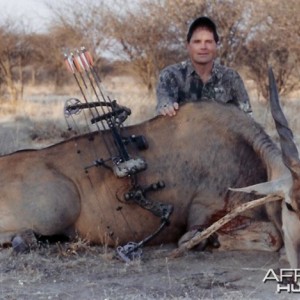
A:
[155,68,179,113]
[231,71,252,115]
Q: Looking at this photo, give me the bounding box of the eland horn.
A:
[268,67,300,180]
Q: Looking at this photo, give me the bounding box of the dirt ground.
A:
[0,242,298,300]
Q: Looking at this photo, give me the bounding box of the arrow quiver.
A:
[63,47,173,261]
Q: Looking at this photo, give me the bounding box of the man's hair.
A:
[187,16,219,43]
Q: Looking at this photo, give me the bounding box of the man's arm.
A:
[156,68,179,116]
[231,71,253,116]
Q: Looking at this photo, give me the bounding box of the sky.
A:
[0,0,62,32]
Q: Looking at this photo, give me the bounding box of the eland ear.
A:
[269,67,300,180]
[229,176,291,196]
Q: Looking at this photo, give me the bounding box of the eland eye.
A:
[286,202,295,212]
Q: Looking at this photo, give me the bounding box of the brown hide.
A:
[0,101,282,247]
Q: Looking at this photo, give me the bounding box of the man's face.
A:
[186,27,217,65]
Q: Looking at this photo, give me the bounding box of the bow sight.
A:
[63,47,173,261]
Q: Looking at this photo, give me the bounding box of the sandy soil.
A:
[0,242,298,300]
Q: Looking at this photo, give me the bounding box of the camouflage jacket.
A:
[156,60,252,115]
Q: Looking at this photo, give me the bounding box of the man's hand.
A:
[159,102,179,116]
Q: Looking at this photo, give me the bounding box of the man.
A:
[156,16,252,117]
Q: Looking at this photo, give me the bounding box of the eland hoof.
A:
[12,236,29,254]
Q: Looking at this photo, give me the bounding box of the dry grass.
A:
[252,98,300,149]
[1,76,300,152]
[0,75,158,154]
[0,76,300,162]
[0,243,281,299]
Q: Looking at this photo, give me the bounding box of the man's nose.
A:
[199,42,207,49]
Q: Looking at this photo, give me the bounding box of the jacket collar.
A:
[187,59,224,80]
